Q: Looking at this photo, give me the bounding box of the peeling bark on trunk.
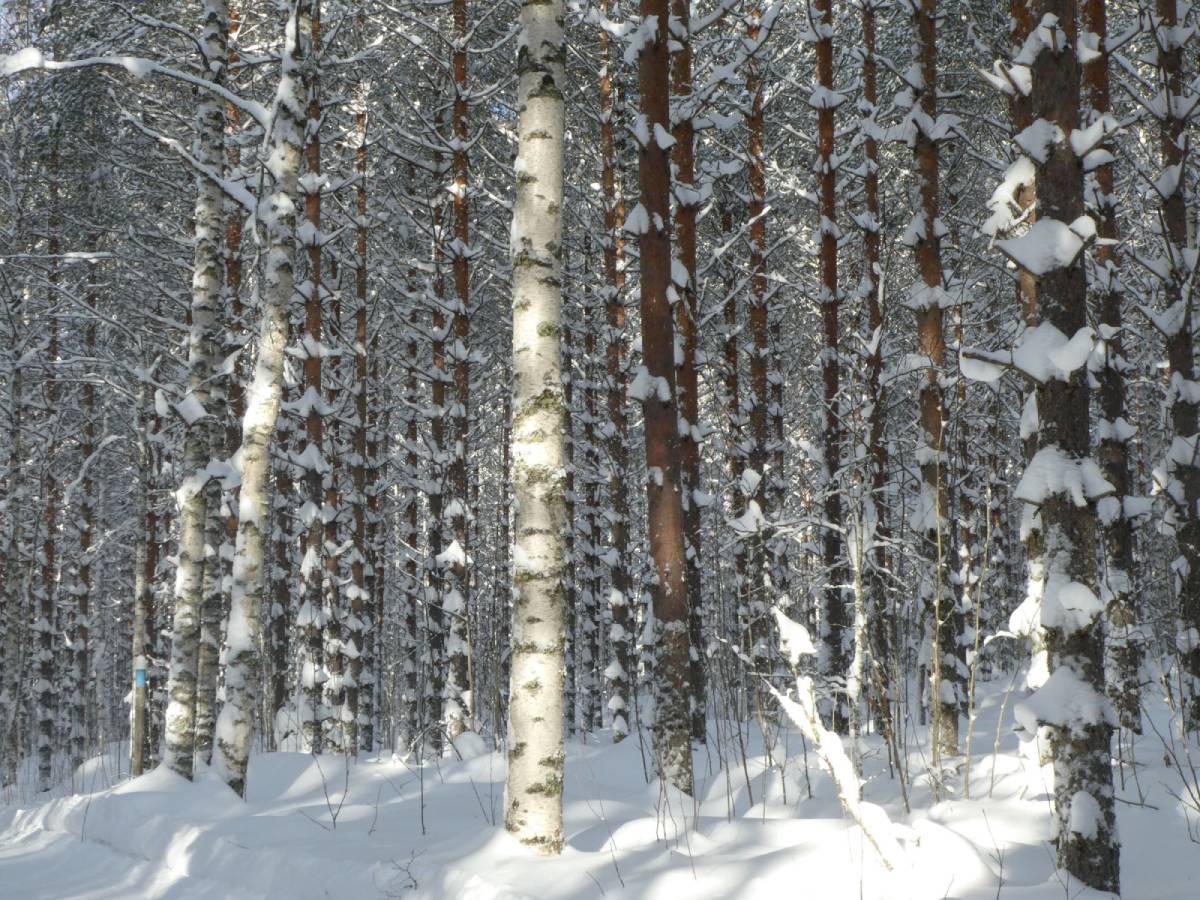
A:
[163,3,227,778]
[213,0,306,795]
[506,0,567,851]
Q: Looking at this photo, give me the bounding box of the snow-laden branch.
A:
[0,47,271,129]
[960,322,1095,385]
[770,610,907,874]
[122,115,259,214]
[62,435,124,508]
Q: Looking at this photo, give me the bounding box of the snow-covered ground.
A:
[2,682,1199,899]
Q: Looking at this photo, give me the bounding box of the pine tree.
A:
[1001,3,1119,888]
[634,0,694,795]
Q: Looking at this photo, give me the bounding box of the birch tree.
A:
[213,0,309,797]
[162,0,228,780]
[505,0,567,853]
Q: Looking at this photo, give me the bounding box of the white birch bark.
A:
[505,0,567,855]
[212,0,307,798]
[162,0,228,780]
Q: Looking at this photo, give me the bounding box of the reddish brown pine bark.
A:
[908,0,961,760]
[299,0,327,753]
[637,0,694,793]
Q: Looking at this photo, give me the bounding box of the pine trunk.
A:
[1081,0,1139,733]
[669,0,706,744]
[1016,3,1120,888]
[814,0,848,732]
[599,10,632,742]
[908,0,960,760]
[444,0,474,744]
[636,0,694,795]
[859,0,893,739]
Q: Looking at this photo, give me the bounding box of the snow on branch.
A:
[123,115,259,214]
[960,322,1095,385]
[0,47,271,128]
[770,611,907,874]
[995,216,1095,275]
[1015,446,1114,510]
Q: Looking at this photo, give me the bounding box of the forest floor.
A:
[1,678,1199,899]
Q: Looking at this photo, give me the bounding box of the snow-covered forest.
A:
[1,0,1199,896]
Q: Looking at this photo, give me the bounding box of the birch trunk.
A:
[505,0,567,852]
[162,0,227,780]
[212,0,306,796]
